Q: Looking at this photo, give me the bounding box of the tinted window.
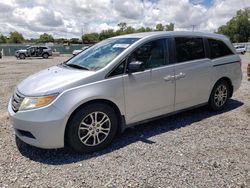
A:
[208,39,233,59]
[108,62,125,77]
[128,39,166,69]
[175,37,205,62]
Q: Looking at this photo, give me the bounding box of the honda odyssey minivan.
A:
[8,31,242,153]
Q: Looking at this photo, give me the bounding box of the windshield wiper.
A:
[65,64,89,70]
[59,62,67,67]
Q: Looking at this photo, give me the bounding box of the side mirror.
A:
[127,61,145,73]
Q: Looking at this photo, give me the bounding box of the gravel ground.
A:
[0,55,249,187]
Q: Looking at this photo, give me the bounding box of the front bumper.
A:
[8,99,67,149]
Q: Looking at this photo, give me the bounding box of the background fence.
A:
[1,42,249,56]
[0,44,86,56]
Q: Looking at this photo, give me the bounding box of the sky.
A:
[0,0,249,39]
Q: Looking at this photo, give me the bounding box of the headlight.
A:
[19,94,57,111]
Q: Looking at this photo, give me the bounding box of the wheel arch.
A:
[64,99,125,144]
[212,77,233,98]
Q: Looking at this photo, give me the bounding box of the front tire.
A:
[19,54,25,59]
[209,80,230,111]
[66,103,118,153]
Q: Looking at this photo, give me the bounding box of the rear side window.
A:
[175,37,205,63]
[208,39,233,59]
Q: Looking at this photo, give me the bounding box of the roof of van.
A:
[114,31,228,40]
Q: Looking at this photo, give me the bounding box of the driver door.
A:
[29,47,36,57]
[123,39,175,124]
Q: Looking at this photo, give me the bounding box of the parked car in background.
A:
[15,46,52,59]
[9,31,242,153]
[0,51,2,59]
[72,46,90,56]
[234,45,247,54]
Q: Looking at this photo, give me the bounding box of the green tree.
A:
[137,27,146,32]
[217,7,250,42]
[118,22,127,31]
[124,26,135,34]
[0,34,7,43]
[38,33,54,43]
[82,33,99,43]
[156,23,164,31]
[9,31,24,43]
[54,38,67,44]
[99,29,116,40]
[165,23,174,31]
[117,22,127,33]
[145,27,153,32]
[69,38,81,44]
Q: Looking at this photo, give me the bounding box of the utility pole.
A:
[81,28,84,44]
[191,25,196,31]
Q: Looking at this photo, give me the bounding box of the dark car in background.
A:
[15,46,52,59]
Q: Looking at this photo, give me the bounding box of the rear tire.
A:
[42,53,49,59]
[65,103,118,153]
[208,80,230,111]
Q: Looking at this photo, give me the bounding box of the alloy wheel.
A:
[78,111,111,146]
[214,84,228,107]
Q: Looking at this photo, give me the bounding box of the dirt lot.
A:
[0,55,249,187]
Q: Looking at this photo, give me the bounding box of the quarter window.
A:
[108,62,125,77]
[208,39,233,59]
[175,37,205,62]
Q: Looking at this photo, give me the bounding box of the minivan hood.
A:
[17,65,95,96]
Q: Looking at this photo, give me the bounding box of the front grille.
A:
[11,91,24,112]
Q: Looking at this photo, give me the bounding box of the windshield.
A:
[66,37,139,71]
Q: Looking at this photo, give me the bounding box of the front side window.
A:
[208,39,233,59]
[175,37,205,62]
[27,47,36,55]
[128,39,166,69]
[66,38,139,71]
[27,47,34,51]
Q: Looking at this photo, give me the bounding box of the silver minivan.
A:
[8,31,242,153]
